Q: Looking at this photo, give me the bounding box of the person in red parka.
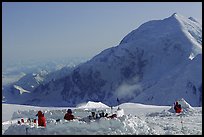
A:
[36,110,46,127]
[64,109,75,121]
[174,101,182,113]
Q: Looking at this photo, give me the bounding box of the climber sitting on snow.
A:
[64,109,75,121]
[174,101,182,113]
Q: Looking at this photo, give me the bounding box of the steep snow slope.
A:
[133,54,202,106]
[4,13,202,107]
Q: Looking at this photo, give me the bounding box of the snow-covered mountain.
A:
[2,67,74,104]
[4,13,202,107]
[2,57,89,87]
[15,70,49,91]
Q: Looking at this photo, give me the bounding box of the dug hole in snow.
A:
[3,115,154,135]
[3,108,151,135]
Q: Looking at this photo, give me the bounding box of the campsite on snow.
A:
[2,2,202,135]
[2,99,202,135]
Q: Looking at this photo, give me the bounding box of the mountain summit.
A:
[4,13,202,107]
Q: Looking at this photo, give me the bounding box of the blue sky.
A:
[2,2,202,63]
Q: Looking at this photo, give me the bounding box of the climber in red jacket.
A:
[36,110,46,127]
[64,109,75,121]
[174,101,182,113]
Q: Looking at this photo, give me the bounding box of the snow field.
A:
[2,102,202,135]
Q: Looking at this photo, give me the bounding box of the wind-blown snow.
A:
[13,85,31,95]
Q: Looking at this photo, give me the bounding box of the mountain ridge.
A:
[3,13,202,107]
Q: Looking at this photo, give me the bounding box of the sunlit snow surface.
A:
[2,102,202,135]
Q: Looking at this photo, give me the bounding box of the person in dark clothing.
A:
[64,109,75,121]
[88,111,96,120]
[174,101,182,113]
[99,111,105,117]
[107,113,117,119]
[91,111,95,117]
[104,113,108,117]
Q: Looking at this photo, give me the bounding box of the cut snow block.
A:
[116,108,124,117]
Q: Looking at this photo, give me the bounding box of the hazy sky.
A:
[2,2,202,63]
